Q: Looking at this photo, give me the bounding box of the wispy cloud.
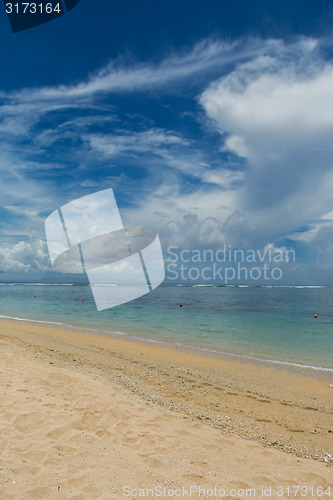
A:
[84,129,189,156]
[1,35,333,279]
[3,37,319,104]
[5,38,276,101]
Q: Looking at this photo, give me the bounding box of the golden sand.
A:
[0,319,332,499]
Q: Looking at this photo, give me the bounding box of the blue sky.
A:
[1,0,333,283]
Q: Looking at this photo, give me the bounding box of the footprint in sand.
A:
[123,436,140,447]
[143,457,164,468]
[13,412,45,434]
[26,486,52,498]
[54,445,78,456]
[96,430,111,440]
[301,472,331,484]
[231,481,256,491]
[182,473,207,483]
[21,449,49,463]
[47,425,75,440]
[44,373,74,386]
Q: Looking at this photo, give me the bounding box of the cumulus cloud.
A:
[163,209,253,249]
[200,37,333,242]
[2,36,333,278]
[0,240,51,273]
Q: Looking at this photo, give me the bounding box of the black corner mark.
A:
[64,0,79,11]
[3,0,81,33]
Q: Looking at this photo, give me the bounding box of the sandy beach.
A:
[0,319,332,499]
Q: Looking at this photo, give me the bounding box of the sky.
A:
[1,0,333,284]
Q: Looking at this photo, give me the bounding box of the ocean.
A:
[0,283,332,373]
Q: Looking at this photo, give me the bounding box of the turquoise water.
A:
[0,283,332,372]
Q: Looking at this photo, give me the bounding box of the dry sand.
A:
[0,319,332,499]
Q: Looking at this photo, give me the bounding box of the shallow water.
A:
[0,283,332,371]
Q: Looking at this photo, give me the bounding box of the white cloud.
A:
[84,129,245,193]
[7,38,281,102]
[201,55,333,150]
[0,240,50,273]
[84,129,188,157]
[2,35,333,277]
[201,169,244,188]
[200,37,333,243]
[0,147,66,237]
